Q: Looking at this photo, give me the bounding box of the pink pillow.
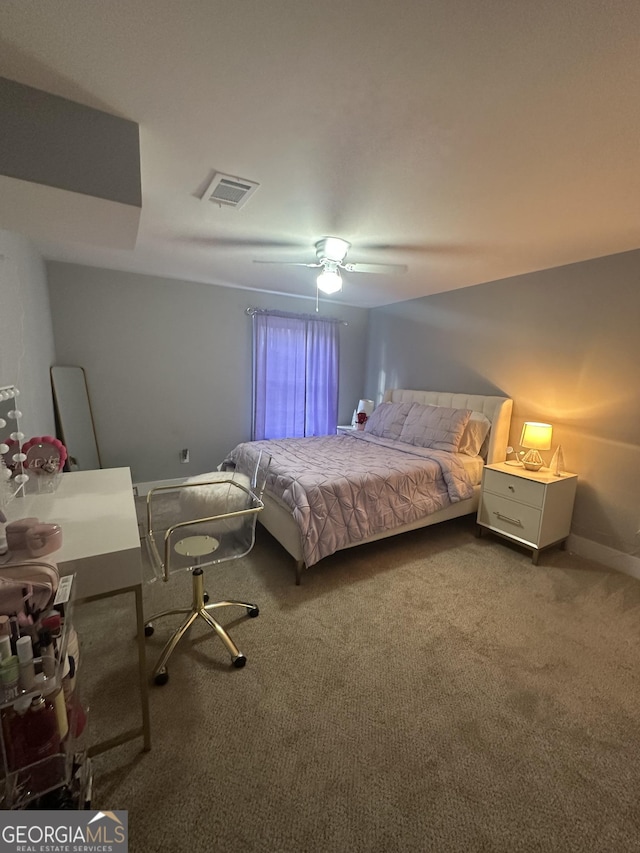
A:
[398,404,471,452]
[364,402,414,440]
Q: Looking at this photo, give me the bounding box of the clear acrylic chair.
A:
[143,452,270,686]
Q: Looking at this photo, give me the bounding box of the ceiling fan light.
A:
[316,269,342,294]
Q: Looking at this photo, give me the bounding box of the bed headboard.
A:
[382,389,513,465]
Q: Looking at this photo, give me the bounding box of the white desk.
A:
[9,467,151,756]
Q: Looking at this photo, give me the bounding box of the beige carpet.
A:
[73,510,640,853]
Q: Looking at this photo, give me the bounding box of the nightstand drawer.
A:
[482,468,545,508]
[478,492,541,544]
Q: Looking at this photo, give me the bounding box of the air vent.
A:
[202,172,259,209]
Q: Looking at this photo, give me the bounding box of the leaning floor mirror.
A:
[50,366,102,471]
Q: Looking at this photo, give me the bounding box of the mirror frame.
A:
[0,384,27,502]
[50,366,102,471]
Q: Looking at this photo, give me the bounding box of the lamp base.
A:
[521,449,544,471]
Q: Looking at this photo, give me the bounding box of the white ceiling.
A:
[1,0,639,308]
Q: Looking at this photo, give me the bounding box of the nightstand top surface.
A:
[486,461,577,483]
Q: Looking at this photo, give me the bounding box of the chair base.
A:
[144,567,258,684]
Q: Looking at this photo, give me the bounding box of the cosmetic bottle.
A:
[41,611,61,645]
[38,630,56,678]
[35,674,69,741]
[1,694,32,770]
[0,615,10,637]
[16,635,36,693]
[9,615,19,655]
[61,655,73,703]
[0,634,12,662]
[26,693,61,765]
[64,628,80,697]
[53,684,70,741]
[0,655,20,704]
[66,692,87,738]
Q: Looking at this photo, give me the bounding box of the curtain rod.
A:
[245,307,348,325]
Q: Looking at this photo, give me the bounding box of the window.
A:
[252,311,339,439]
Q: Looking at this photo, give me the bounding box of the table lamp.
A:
[520,422,553,471]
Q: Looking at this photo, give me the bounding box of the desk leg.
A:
[85,584,151,757]
[135,583,152,751]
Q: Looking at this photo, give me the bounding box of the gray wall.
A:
[42,248,640,559]
[47,263,370,483]
[0,229,56,438]
[365,249,640,557]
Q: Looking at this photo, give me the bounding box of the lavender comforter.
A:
[224,432,475,567]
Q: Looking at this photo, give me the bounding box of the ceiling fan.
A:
[253,237,408,294]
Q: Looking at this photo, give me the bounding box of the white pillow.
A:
[458,412,492,457]
[180,471,251,532]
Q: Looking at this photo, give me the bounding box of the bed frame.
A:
[258,390,513,583]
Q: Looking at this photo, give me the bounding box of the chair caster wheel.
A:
[144,624,154,637]
[232,654,247,669]
[154,670,169,686]
[248,606,259,618]
[203,592,210,603]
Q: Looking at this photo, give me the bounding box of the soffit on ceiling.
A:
[0,0,639,308]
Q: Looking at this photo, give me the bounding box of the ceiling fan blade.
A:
[342,262,408,274]
[360,242,479,256]
[252,260,322,268]
[175,235,306,250]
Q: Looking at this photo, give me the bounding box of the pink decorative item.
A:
[356,411,368,429]
[21,436,67,474]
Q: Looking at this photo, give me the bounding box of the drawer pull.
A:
[494,511,523,527]
[508,485,515,492]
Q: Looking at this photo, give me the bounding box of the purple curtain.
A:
[252,311,339,439]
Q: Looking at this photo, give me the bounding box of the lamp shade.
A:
[357,399,375,417]
[520,422,552,451]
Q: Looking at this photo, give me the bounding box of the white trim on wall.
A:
[568,534,640,581]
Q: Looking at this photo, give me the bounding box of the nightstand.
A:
[477,462,577,564]
[336,425,357,435]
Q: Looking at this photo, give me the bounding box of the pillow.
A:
[398,403,472,452]
[458,412,492,457]
[363,401,414,440]
[180,471,251,533]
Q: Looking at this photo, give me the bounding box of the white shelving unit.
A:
[0,575,91,809]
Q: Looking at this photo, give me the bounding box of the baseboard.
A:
[568,534,640,581]
[133,477,189,497]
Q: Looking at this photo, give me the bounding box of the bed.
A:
[224,390,513,583]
